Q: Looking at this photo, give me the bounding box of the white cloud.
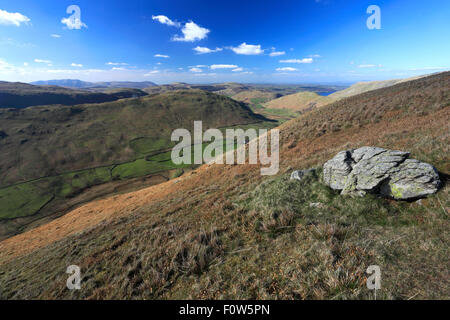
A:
[172,21,210,42]
[0,59,14,71]
[23,62,28,66]
[230,43,263,55]
[51,34,61,38]
[154,54,170,58]
[112,67,126,71]
[34,59,52,64]
[358,64,383,68]
[46,69,103,74]
[269,51,285,57]
[144,70,160,76]
[210,64,238,70]
[106,62,128,66]
[193,46,223,54]
[232,67,243,72]
[61,6,87,30]
[71,63,83,67]
[309,54,321,58]
[153,15,210,42]
[152,15,180,27]
[280,58,313,64]
[276,67,298,72]
[0,38,34,48]
[189,67,203,73]
[0,9,30,26]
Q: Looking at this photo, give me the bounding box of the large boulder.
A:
[323,147,441,200]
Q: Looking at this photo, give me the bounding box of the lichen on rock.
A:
[323,147,441,200]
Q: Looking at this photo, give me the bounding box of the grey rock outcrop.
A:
[323,147,441,200]
[290,169,316,181]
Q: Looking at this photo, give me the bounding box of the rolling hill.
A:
[0,72,448,299]
[262,91,334,112]
[230,90,281,104]
[327,75,425,100]
[262,74,432,113]
[0,89,271,239]
[31,79,96,88]
[144,82,253,96]
[144,82,197,94]
[0,82,148,108]
[144,82,341,98]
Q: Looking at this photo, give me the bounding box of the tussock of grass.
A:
[172,229,224,275]
[244,170,408,233]
[1,169,447,299]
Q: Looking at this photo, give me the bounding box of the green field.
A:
[248,101,300,123]
[0,121,274,221]
[0,184,53,219]
[0,167,114,220]
[129,137,175,155]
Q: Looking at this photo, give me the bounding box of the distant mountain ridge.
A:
[0,81,148,108]
[327,75,426,100]
[144,82,341,97]
[31,79,157,89]
[30,79,94,88]
[263,91,334,112]
[261,74,435,112]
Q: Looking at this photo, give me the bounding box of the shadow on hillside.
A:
[438,171,449,188]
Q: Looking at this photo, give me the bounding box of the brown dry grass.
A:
[0,169,200,263]
[263,91,335,111]
[0,72,448,300]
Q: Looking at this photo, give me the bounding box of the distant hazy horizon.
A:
[22,70,445,87]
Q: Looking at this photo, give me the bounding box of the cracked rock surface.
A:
[323,147,441,200]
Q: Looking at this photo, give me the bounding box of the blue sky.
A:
[0,0,449,84]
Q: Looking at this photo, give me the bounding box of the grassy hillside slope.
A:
[328,76,424,100]
[0,90,270,238]
[0,82,148,108]
[0,89,264,187]
[231,90,281,104]
[236,92,300,123]
[144,82,252,96]
[262,74,431,113]
[0,72,448,300]
[229,87,340,123]
[263,91,334,112]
